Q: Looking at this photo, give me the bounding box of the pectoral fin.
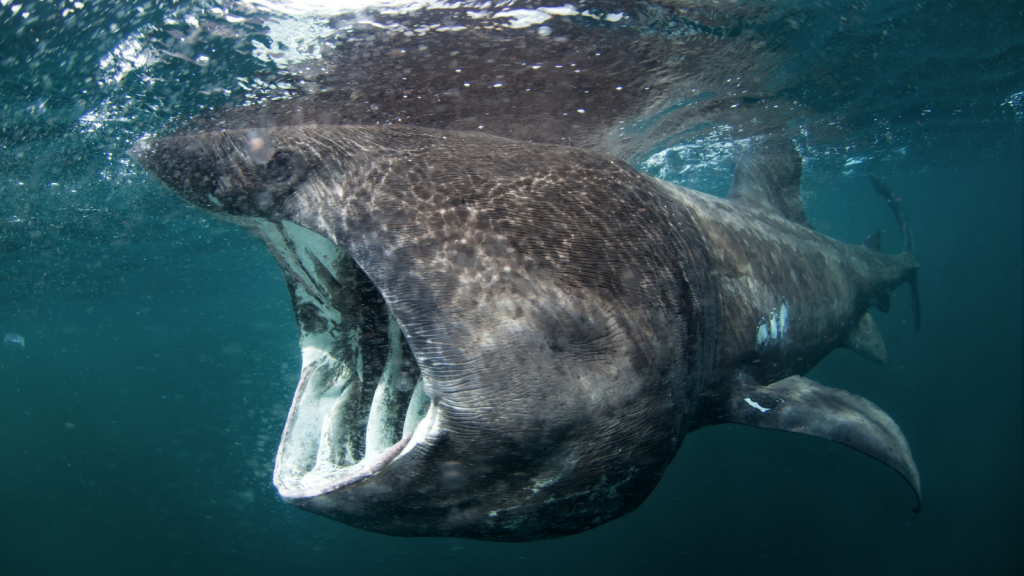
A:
[719,375,920,512]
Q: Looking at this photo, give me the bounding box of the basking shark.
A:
[134,123,920,540]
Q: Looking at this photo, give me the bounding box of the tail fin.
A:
[869,175,914,256]
[869,175,921,331]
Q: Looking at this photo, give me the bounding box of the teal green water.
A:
[1,1,1022,574]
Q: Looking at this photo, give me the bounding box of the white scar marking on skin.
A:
[756,300,790,354]
[744,398,770,413]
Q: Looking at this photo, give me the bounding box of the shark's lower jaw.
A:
[241,219,434,499]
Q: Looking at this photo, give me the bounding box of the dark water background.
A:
[1,1,1022,574]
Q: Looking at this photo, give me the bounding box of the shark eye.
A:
[266,149,301,182]
[257,149,308,212]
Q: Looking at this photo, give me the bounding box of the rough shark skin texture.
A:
[134,124,920,541]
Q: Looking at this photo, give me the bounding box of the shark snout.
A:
[128,138,151,165]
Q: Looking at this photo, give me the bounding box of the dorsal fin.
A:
[863,230,882,252]
[727,135,809,227]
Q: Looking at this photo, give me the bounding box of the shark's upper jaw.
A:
[241,218,436,499]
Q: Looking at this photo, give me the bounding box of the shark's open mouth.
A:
[244,219,435,499]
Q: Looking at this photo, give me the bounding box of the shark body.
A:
[135,124,919,540]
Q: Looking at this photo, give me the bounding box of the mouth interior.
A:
[248,220,432,497]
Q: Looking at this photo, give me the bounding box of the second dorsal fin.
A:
[727,135,809,227]
[863,230,882,252]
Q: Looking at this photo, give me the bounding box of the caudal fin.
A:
[869,175,914,256]
[869,175,920,331]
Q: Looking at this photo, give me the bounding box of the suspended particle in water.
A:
[4,333,25,348]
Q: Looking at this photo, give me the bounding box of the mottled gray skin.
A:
[134,124,920,541]
[675,147,916,386]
